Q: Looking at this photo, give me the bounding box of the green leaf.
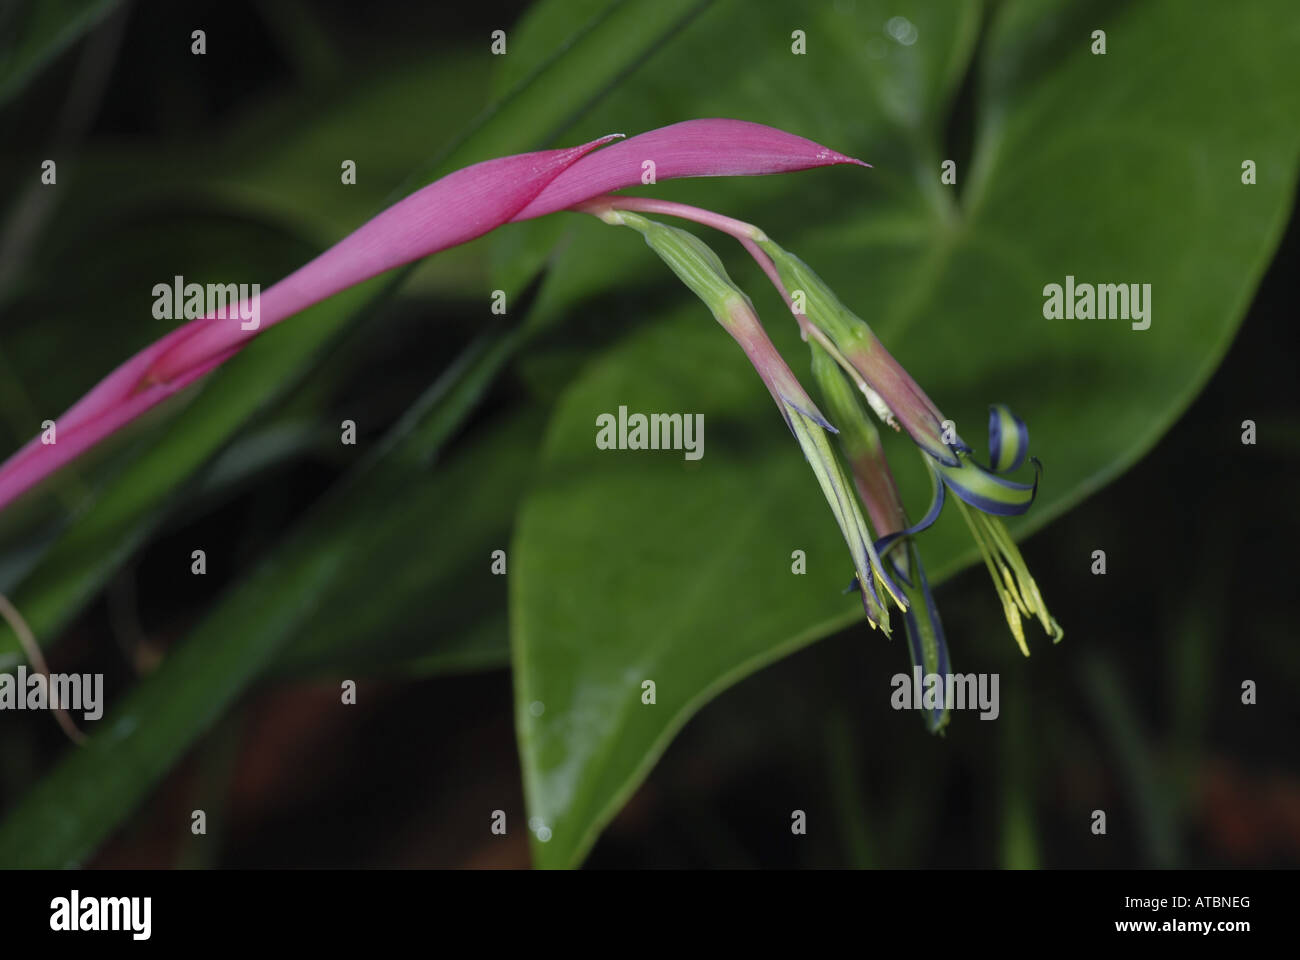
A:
[511,0,1300,866]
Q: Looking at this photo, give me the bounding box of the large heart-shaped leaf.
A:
[511,0,1300,866]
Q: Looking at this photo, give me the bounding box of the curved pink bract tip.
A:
[510,119,868,221]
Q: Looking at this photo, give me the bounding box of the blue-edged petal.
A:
[874,469,946,559]
[988,403,1029,474]
[937,455,1040,516]
[781,392,838,434]
[897,543,950,734]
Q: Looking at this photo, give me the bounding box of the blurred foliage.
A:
[0,0,1297,868]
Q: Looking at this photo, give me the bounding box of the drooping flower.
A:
[753,238,1062,654]
[571,195,1062,656]
[0,108,1062,691]
[0,120,865,513]
[589,208,904,632]
[809,341,950,732]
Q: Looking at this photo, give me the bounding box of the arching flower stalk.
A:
[0,116,1060,733]
[0,119,881,742]
[0,119,866,512]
